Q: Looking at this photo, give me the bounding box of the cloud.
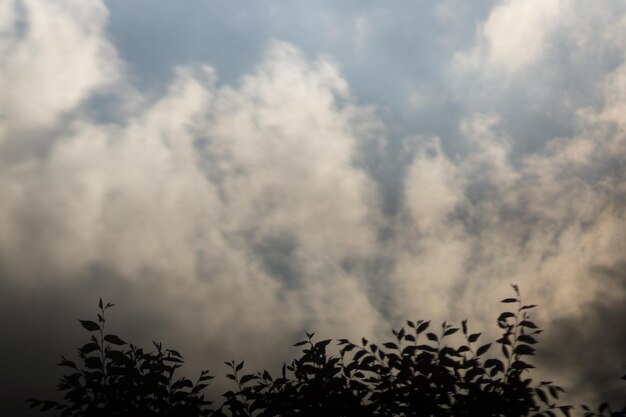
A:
[0,0,119,136]
[539,262,626,405]
[454,0,570,75]
[0,14,389,407]
[4,0,626,413]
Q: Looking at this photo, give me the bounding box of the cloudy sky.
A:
[2,0,626,414]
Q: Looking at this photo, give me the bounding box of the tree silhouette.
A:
[29,285,626,417]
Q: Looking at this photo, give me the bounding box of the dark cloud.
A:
[539,262,626,406]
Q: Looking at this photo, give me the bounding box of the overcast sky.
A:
[2,0,626,414]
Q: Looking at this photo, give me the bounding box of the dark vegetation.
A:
[29,285,626,417]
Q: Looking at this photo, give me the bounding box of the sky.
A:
[1,0,626,414]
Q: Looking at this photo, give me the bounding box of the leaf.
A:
[78,320,100,332]
[85,356,102,369]
[172,378,193,390]
[558,406,572,417]
[511,284,519,295]
[501,298,518,303]
[104,334,126,345]
[293,341,307,347]
[316,339,332,348]
[169,349,183,358]
[353,350,366,362]
[521,304,538,310]
[536,388,548,404]
[98,298,103,309]
[416,321,430,334]
[468,333,481,343]
[513,344,535,356]
[517,334,538,344]
[192,383,209,393]
[498,312,515,322]
[496,335,511,345]
[383,342,398,350]
[58,357,77,369]
[236,361,244,372]
[79,342,100,354]
[519,320,538,329]
[240,374,257,384]
[462,320,468,335]
[397,328,405,340]
[106,350,128,363]
[444,328,459,336]
[457,345,470,353]
[511,360,535,370]
[476,343,491,356]
[427,332,438,342]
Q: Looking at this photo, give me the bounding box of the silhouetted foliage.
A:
[30,286,626,417]
[28,299,213,416]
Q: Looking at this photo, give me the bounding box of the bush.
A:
[29,285,625,417]
[28,300,213,416]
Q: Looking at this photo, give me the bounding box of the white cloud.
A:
[454,0,570,75]
[0,0,119,136]
[0,36,388,372]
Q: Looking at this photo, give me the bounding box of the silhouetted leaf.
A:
[444,327,459,336]
[316,339,332,348]
[104,334,126,345]
[536,388,549,404]
[559,406,572,417]
[519,320,538,329]
[517,334,538,344]
[416,321,430,334]
[498,312,515,322]
[78,320,100,332]
[468,333,481,343]
[514,344,535,356]
[501,298,518,303]
[497,335,511,345]
[79,342,100,354]
[427,332,438,342]
[240,374,256,384]
[85,356,102,369]
[511,360,535,370]
[476,343,491,356]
